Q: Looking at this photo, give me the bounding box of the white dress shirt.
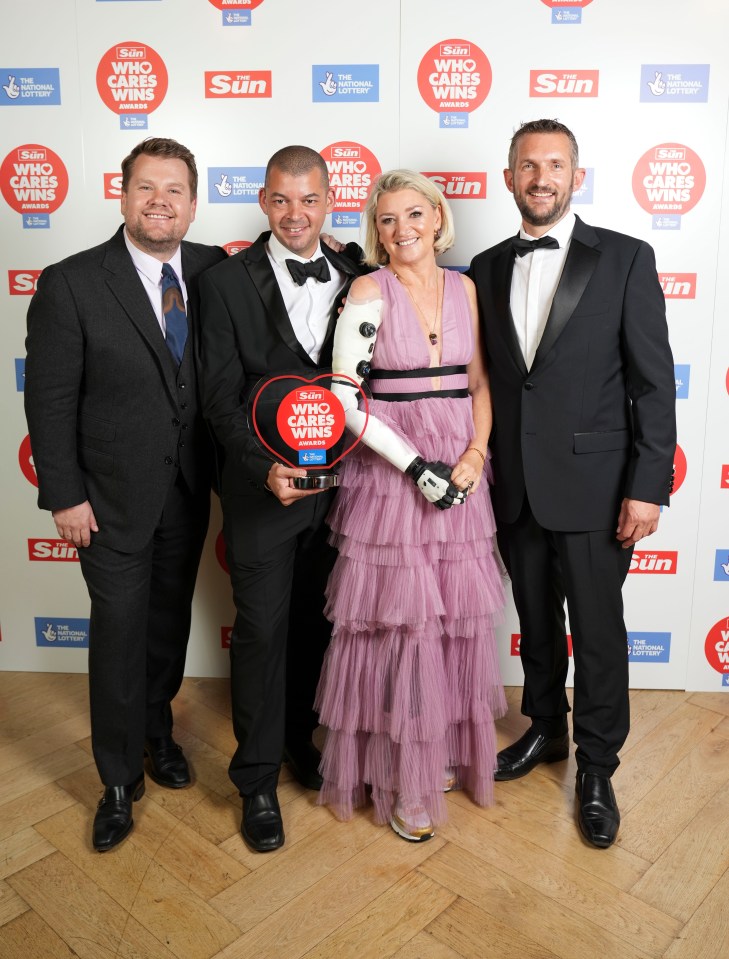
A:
[266,233,345,363]
[124,229,188,335]
[510,211,575,370]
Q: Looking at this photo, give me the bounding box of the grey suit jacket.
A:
[24,226,226,551]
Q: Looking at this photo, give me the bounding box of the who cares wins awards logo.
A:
[705,617,729,682]
[320,142,381,227]
[417,39,492,127]
[632,144,706,224]
[0,145,68,226]
[96,42,168,118]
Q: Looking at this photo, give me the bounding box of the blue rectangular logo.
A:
[640,65,710,103]
[674,364,690,399]
[312,65,379,103]
[15,358,25,391]
[23,214,50,229]
[208,166,265,203]
[120,115,148,131]
[723,675,729,687]
[298,450,326,465]
[571,167,594,205]
[1,69,61,106]
[222,11,251,26]
[552,8,582,23]
[628,631,671,663]
[35,617,90,647]
[439,113,468,129]
[653,214,681,230]
[331,212,360,228]
[713,551,729,582]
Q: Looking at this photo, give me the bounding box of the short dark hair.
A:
[121,137,198,198]
[265,145,329,189]
[508,119,579,171]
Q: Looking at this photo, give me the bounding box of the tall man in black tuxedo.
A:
[24,138,226,851]
[470,120,676,847]
[199,145,370,852]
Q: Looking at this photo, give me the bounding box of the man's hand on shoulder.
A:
[265,463,325,506]
[616,498,660,549]
[52,501,99,548]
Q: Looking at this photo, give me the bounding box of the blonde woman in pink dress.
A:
[316,170,506,841]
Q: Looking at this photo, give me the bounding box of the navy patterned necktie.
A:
[511,235,560,257]
[161,263,187,365]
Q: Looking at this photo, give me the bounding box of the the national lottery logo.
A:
[28,539,79,562]
[320,142,381,213]
[1,69,61,106]
[15,358,25,392]
[640,65,710,104]
[208,0,265,26]
[422,172,486,200]
[659,273,696,298]
[530,70,599,97]
[417,39,492,114]
[571,167,594,204]
[629,551,678,574]
[0,145,69,215]
[632,144,706,216]
[103,173,123,199]
[19,434,37,487]
[704,617,729,674]
[713,552,729,582]
[223,240,252,256]
[8,269,41,295]
[627,632,671,663]
[205,71,272,98]
[96,42,168,114]
[674,364,690,399]
[312,65,379,103]
[35,617,90,648]
[208,167,265,203]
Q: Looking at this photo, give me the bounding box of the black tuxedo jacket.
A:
[470,215,676,531]
[24,226,226,551]
[199,231,370,495]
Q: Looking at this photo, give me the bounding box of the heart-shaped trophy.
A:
[249,371,370,488]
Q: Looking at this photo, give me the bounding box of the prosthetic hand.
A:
[405,457,468,510]
[332,293,466,509]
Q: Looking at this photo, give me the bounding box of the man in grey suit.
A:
[24,137,226,851]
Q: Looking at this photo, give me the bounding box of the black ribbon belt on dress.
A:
[368,364,469,401]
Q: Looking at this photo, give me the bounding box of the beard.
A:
[514,186,572,228]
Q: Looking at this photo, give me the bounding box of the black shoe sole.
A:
[494,747,570,782]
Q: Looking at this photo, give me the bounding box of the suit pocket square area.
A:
[573,429,630,454]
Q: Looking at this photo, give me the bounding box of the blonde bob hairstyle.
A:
[362,169,456,267]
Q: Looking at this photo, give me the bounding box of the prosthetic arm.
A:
[331,294,466,509]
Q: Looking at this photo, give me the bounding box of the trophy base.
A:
[293,474,340,490]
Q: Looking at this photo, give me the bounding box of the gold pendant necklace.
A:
[392,268,443,346]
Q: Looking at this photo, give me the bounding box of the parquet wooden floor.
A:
[1,672,727,958]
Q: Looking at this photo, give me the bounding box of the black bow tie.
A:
[512,235,560,257]
[285,257,331,285]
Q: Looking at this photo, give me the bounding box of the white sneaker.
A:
[390,797,435,842]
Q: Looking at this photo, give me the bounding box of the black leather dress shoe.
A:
[93,774,145,852]
[241,791,285,853]
[144,736,191,788]
[576,773,620,848]
[495,727,570,781]
[283,740,323,791]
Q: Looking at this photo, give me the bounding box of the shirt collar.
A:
[124,228,184,284]
[519,210,575,247]
[267,231,324,267]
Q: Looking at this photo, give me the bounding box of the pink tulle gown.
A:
[315,267,506,828]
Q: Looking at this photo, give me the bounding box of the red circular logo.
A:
[672,443,687,496]
[541,0,593,7]
[276,386,345,452]
[208,0,265,7]
[223,240,252,256]
[0,144,69,214]
[417,38,492,113]
[320,142,381,213]
[704,617,729,674]
[632,144,705,216]
[725,367,729,397]
[19,434,38,487]
[96,42,168,115]
[215,530,229,572]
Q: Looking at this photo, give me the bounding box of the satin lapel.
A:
[531,236,600,369]
[102,231,178,399]
[244,241,315,367]
[492,247,528,377]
